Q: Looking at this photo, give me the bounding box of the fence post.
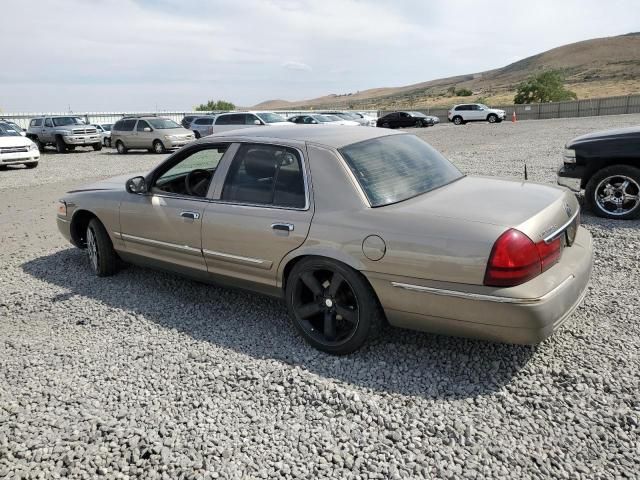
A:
[596,99,601,116]
[537,103,541,120]
[625,95,631,114]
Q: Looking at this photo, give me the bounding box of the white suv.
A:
[448,104,506,125]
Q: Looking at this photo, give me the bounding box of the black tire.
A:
[67,146,76,151]
[115,140,127,154]
[585,165,640,220]
[86,218,119,277]
[487,114,498,123]
[285,257,384,355]
[55,136,67,153]
[452,116,463,125]
[32,137,44,152]
[381,122,390,128]
[93,143,102,151]
[153,140,166,154]
[194,131,201,139]
[25,162,38,169]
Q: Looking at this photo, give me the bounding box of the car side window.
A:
[136,120,151,131]
[31,119,43,127]
[217,114,244,125]
[221,144,305,208]
[121,119,136,131]
[246,114,261,125]
[44,118,53,127]
[153,146,229,197]
[400,112,410,118]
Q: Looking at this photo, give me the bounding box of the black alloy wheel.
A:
[286,258,383,355]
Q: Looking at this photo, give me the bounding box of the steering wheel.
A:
[185,169,211,197]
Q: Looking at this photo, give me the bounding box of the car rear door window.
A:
[221,144,305,208]
[120,119,136,131]
[31,119,43,127]
[216,114,245,125]
[195,118,214,125]
[44,118,53,127]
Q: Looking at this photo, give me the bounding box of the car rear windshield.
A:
[339,134,463,207]
[52,117,86,126]
[148,118,181,129]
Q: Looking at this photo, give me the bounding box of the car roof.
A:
[206,124,403,149]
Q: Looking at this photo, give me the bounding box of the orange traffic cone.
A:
[512,110,517,122]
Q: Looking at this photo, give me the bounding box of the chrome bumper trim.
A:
[543,209,580,244]
[390,275,575,305]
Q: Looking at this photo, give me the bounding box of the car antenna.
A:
[524,163,528,181]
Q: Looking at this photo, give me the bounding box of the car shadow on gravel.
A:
[23,249,537,400]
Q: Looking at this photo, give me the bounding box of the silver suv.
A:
[111,116,195,154]
[448,104,506,125]
[194,111,292,137]
[27,116,101,153]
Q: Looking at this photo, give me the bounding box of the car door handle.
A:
[272,223,294,232]
[180,211,200,220]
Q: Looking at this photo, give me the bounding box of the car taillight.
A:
[484,229,562,287]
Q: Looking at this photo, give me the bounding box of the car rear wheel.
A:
[453,116,463,125]
[381,122,390,128]
[153,140,166,154]
[115,141,127,154]
[55,136,67,153]
[585,165,640,219]
[286,257,384,355]
[93,143,102,151]
[86,218,119,277]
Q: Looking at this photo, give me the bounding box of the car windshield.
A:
[313,115,333,123]
[408,111,427,118]
[256,112,287,123]
[339,134,463,207]
[148,118,181,129]
[52,117,86,126]
[0,123,21,136]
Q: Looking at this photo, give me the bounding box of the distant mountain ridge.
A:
[253,33,640,110]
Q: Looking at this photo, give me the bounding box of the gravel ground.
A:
[1,115,639,479]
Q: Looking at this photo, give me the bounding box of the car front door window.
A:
[153,146,228,198]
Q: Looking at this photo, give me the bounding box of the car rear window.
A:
[339,134,463,207]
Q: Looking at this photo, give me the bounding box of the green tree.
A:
[514,71,577,104]
[455,88,473,97]
[194,99,236,111]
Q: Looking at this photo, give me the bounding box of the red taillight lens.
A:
[484,229,562,287]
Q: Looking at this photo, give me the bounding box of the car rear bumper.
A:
[365,227,593,344]
[0,152,40,164]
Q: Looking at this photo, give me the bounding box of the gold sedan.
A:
[56,126,593,354]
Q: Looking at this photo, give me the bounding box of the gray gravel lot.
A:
[1,115,639,479]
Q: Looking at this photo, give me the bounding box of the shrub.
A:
[514,71,577,104]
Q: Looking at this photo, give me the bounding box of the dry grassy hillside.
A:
[254,33,640,110]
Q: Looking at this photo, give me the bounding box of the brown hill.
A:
[253,33,640,110]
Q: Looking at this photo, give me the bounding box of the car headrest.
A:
[244,149,277,179]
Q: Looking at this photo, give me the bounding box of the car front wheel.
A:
[585,165,640,219]
[86,218,119,276]
[93,143,102,151]
[55,136,67,153]
[285,257,384,355]
[153,140,166,154]
[487,114,498,123]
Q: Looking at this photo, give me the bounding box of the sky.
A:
[0,0,638,112]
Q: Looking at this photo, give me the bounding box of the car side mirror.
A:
[126,176,147,194]
[143,127,152,132]
[254,119,262,125]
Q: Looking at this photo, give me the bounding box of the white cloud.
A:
[0,0,638,111]
[282,61,312,72]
